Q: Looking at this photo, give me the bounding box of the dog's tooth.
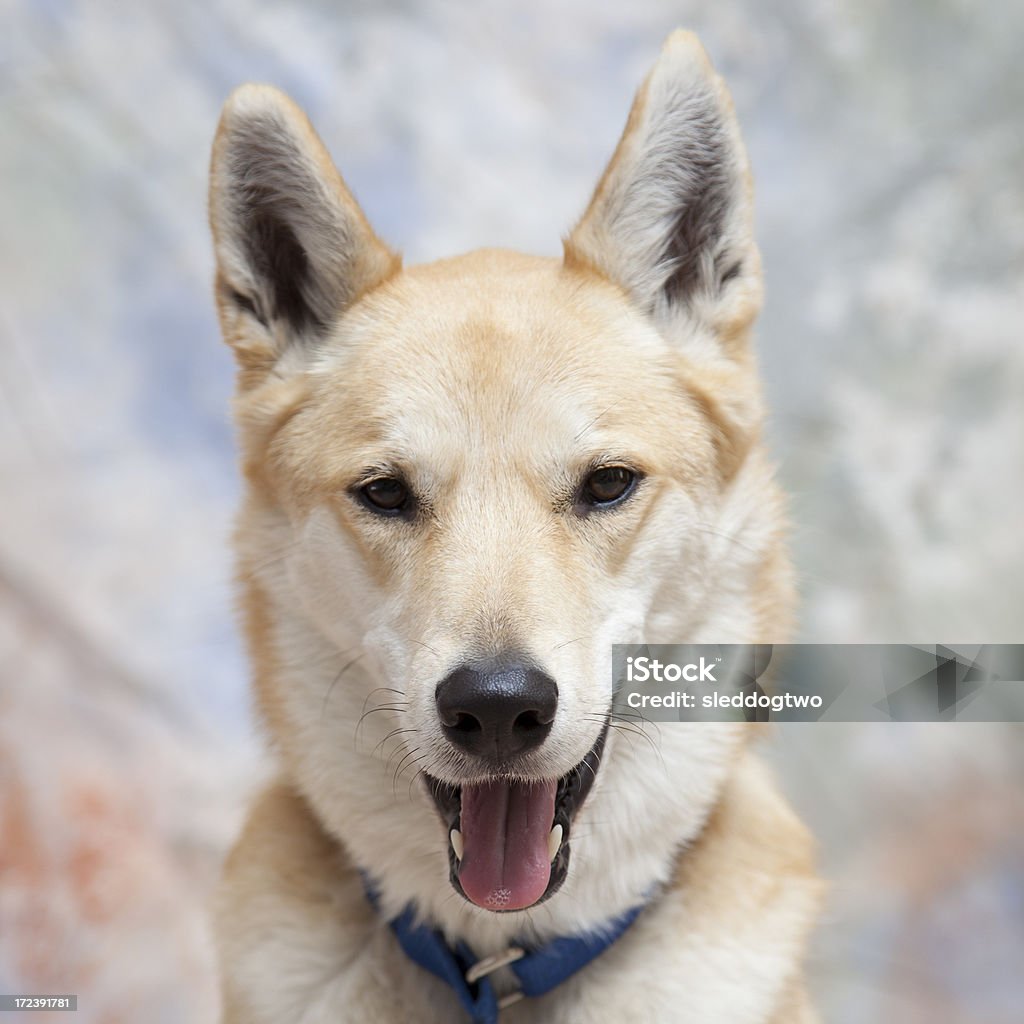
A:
[547,823,563,861]
[450,829,464,861]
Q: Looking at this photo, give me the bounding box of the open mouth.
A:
[424,721,608,912]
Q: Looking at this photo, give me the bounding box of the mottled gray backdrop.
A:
[1,2,1022,1021]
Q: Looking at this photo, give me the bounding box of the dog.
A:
[208,30,822,1023]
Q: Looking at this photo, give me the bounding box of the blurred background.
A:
[1,1,1021,1021]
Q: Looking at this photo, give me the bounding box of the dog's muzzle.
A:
[425,657,607,913]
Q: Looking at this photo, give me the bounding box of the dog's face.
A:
[210,32,787,932]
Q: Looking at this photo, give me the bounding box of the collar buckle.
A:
[497,990,525,1010]
[465,945,525,985]
[466,946,526,1011]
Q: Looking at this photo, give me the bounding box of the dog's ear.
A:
[564,32,760,352]
[209,85,398,379]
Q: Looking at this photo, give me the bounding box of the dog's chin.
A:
[423,722,608,913]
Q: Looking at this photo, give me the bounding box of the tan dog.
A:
[209,30,821,1023]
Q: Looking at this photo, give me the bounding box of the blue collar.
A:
[363,879,646,1023]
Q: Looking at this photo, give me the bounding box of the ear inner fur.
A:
[564,31,759,345]
[209,84,400,380]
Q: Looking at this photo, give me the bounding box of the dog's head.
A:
[210,32,790,933]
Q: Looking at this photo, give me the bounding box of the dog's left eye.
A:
[360,477,411,515]
[580,466,638,508]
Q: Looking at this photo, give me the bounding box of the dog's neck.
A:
[362,871,651,1019]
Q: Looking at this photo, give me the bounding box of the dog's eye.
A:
[360,477,411,515]
[580,466,638,508]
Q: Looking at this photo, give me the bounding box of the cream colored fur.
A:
[209,30,821,1023]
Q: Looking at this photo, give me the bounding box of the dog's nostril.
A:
[435,659,558,762]
[452,712,482,734]
[513,709,545,733]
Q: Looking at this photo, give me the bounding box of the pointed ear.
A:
[564,32,760,350]
[209,84,399,380]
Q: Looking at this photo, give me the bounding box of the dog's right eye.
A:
[359,477,411,515]
[579,466,638,509]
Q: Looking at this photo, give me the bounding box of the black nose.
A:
[435,659,558,761]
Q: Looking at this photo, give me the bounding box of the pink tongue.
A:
[458,779,557,911]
